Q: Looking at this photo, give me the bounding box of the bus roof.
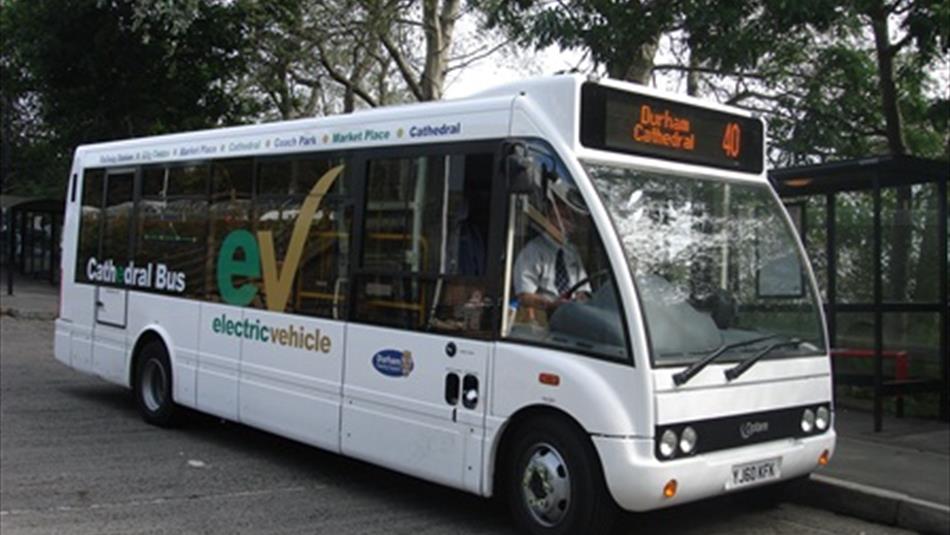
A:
[75,74,762,172]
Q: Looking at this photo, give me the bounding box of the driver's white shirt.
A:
[513,234,590,298]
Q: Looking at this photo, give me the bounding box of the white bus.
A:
[55,75,834,534]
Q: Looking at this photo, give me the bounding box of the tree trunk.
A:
[609,36,659,84]
[0,94,11,193]
[869,2,907,156]
[686,38,701,97]
[868,1,911,302]
[420,0,460,101]
[912,190,939,301]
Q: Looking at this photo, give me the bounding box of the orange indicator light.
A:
[663,479,678,498]
[539,373,560,386]
[818,449,830,466]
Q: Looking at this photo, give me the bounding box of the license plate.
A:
[728,458,781,489]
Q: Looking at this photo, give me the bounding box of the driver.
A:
[513,175,591,318]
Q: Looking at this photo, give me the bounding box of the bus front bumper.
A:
[592,430,836,512]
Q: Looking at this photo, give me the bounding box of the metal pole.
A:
[873,177,883,432]
[938,175,948,421]
[26,211,33,276]
[6,207,14,295]
[18,210,26,273]
[826,193,837,398]
[826,194,837,344]
[49,213,58,284]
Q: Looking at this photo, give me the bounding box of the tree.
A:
[1,0,253,196]
[230,0,496,118]
[475,0,678,83]
[473,1,947,165]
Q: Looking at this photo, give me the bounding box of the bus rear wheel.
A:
[506,416,618,535]
[134,340,177,427]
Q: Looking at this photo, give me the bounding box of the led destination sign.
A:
[580,83,764,173]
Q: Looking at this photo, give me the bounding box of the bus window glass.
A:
[255,156,350,318]
[100,172,134,278]
[141,167,165,197]
[355,153,493,338]
[505,143,629,361]
[76,169,105,283]
[207,159,253,302]
[585,163,826,365]
[136,164,209,297]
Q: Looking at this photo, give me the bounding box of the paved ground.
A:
[0,316,914,535]
[0,271,59,320]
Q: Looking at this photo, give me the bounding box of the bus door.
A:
[92,169,135,384]
[342,150,499,494]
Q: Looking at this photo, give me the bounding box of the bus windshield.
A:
[584,162,826,366]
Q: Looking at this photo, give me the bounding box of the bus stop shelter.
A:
[1,195,65,294]
[770,155,948,431]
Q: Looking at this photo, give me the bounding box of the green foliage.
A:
[1,0,254,197]
[476,0,679,80]
[472,0,948,164]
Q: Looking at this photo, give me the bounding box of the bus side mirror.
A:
[505,144,539,194]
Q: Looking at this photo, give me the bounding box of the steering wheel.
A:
[562,269,610,299]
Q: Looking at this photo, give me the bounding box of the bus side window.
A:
[255,155,350,318]
[354,152,494,339]
[76,169,105,283]
[505,141,629,362]
[136,164,210,298]
[100,171,135,280]
[208,159,253,303]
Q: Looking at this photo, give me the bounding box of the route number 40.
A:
[722,122,741,159]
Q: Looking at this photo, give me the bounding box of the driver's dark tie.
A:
[555,248,570,295]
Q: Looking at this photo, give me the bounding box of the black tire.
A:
[134,340,177,427]
[505,415,618,535]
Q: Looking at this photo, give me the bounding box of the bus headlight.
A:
[801,408,815,433]
[659,429,678,458]
[815,406,830,431]
[679,426,697,454]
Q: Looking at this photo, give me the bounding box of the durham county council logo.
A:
[372,350,414,378]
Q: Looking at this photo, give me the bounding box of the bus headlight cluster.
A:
[659,429,677,458]
[801,408,815,432]
[679,426,698,454]
[801,405,831,434]
[657,427,699,459]
[815,406,830,431]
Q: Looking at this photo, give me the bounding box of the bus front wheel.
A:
[505,416,618,535]
[134,340,177,427]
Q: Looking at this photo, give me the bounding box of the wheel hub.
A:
[521,443,570,527]
[141,359,167,412]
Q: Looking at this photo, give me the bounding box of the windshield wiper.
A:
[672,334,779,386]
[724,339,801,381]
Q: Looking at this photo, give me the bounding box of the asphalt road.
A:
[0,316,914,535]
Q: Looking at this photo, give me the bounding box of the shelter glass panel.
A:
[835,190,874,304]
[881,183,941,303]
